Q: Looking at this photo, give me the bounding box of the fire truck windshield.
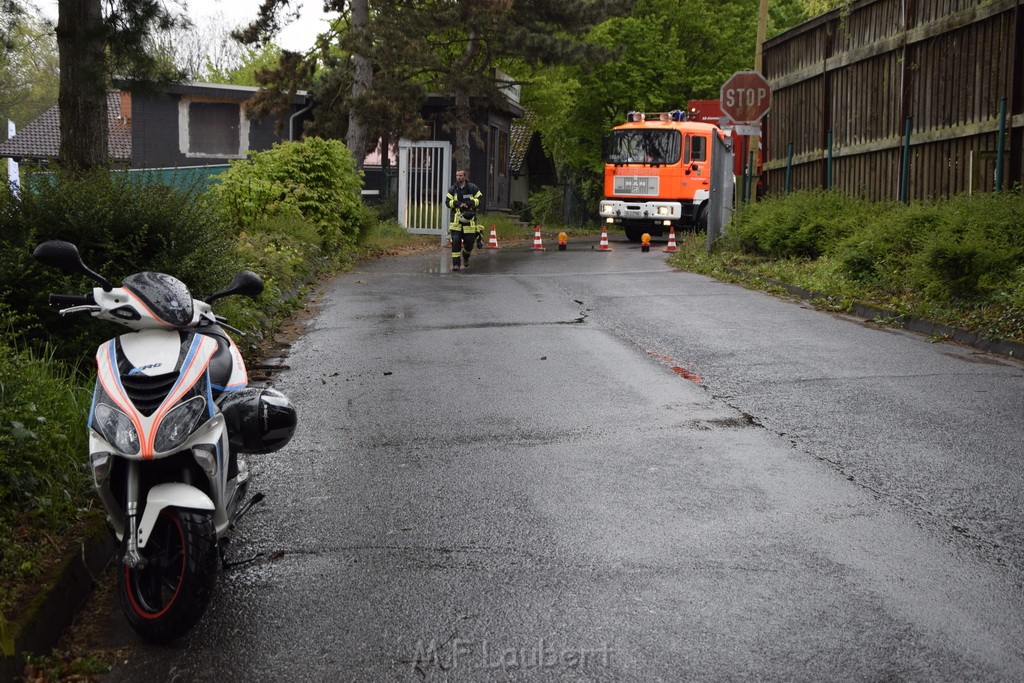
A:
[604,129,681,165]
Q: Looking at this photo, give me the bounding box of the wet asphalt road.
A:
[102,235,1024,680]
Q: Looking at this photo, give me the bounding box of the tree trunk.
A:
[451,26,479,174]
[453,89,471,172]
[346,0,371,170]
[57,0,108,171]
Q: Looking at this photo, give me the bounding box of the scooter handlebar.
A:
[49,293,96,307]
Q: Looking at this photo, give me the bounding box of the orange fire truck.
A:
[599,109,729,242]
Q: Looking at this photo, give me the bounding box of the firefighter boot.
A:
[452,257,461,271]
[462,250,471,268]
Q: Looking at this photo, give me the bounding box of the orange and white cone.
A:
[486,225,499,249]
[532,225,544,251]
[664,226,678,253]
[597,225,612,251]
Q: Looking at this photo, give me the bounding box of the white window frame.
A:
[178,98,250,159]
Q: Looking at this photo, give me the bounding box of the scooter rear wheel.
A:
[117,507,218,643]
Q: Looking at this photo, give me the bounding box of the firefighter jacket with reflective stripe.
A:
[446,181,482,215]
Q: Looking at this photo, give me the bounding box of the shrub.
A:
[727,190,870,259]
[911,194,1024,301]
[679,188,1024,342]
[210,137,370,256]
[0,170,242,369]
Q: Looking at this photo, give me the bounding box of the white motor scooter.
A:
[33,240,297,643]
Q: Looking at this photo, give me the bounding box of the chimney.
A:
[119,91,132,124]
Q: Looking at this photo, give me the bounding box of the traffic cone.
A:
[532,225,545,251]
[597,225,612,251]
[664,226,678,253]
[486,225,499,249]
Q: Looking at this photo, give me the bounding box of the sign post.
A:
[720,71,771,204]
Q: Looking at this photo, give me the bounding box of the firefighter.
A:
[446,169,483,271]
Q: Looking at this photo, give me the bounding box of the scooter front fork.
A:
[123,460,146,569]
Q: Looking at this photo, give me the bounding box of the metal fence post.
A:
[900,117,912,203]
[785,142,793,193]
[996,97,1007,192]
[826,131,833,190]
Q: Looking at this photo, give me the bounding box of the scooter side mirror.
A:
[32,240,113,291]
[206,270,264,303]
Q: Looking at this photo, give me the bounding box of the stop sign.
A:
[720,71,772,123]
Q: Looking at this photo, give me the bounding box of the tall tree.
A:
[524,0,812,180]
[345,0,370,168]
[57,0,107,170]
[51,0,181,170]
[238,0,629,169]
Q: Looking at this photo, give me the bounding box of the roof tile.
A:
[0,92,131,162]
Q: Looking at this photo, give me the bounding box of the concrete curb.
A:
[768,278,1024,360]
[0,516,115,681]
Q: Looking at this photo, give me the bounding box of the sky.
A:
[39,0,337,53]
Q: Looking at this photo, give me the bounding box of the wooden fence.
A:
[761,0,1022,201]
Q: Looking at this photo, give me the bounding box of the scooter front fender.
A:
[137,483,215,548]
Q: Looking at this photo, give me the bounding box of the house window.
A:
[178,99,249,158]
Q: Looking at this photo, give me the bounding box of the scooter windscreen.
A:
[122,272,195,327]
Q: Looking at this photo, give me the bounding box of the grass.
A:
[0,342,94,621]
[667,190,1024,345]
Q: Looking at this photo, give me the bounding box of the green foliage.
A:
[205,44,283,87]
[519,0,812,188]
[0,169,242,368]
[526,185,565,227]
[0,338,90,520]
[724,190,875,259]
[0,332,92,615]
[210,137,368,258]
[0,168,240,368]
[0,10,59,129]
[670,190,1024,343]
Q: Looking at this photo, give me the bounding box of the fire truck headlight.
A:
[601,204,614,214]
[657,206,670,216]
[606,217,615,224]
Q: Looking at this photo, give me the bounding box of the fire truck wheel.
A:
[696,204,709,233]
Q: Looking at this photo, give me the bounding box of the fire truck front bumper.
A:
[599,200,682,225]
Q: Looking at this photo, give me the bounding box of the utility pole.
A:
[755,0,769,72]
[751,0,769,202]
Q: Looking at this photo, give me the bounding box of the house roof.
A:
[155,81,309,104]
[509,110,536,174]
[0,91,131,162]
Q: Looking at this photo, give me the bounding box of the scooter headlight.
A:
[154,396,207,453]
[93,404,140,455]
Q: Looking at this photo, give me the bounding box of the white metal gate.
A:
[397,139,451,240]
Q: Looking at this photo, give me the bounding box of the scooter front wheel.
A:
[117,507,219,643]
